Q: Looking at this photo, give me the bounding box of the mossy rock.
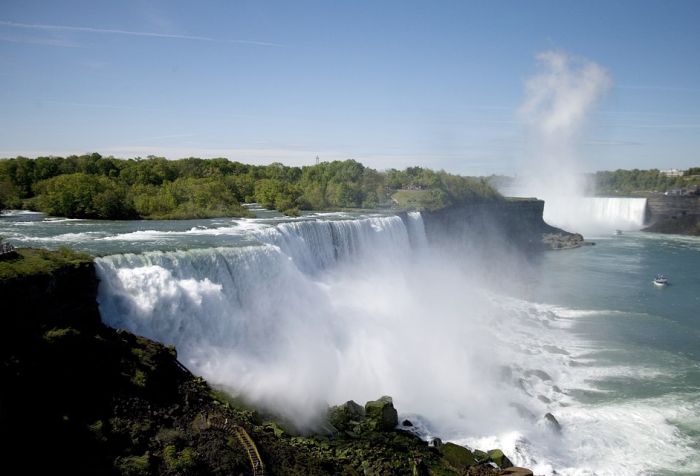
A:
[441,442,476,470]
[329,400,366,432]
[113,454,150,476]
[487,448,513,468]
[472,449,488,462]
[364,396,398,432]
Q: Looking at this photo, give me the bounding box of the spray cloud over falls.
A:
[516,51,614,232]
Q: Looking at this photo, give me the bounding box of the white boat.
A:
[653,274,669,286]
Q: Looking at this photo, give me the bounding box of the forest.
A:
[0,154,500,219]
[592,168,700,195]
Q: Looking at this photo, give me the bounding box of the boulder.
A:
[544,412,561,433]
[441,442,476,469]
[486,449,513,468]
[472,449,488,463]
[364,396,398,431]
[328,400,365,431]
[428,437,443,449]
[542,232,584,250]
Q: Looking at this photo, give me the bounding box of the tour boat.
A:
[653,274,669,286]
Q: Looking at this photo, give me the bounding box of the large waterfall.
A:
[543,197,648,233]
[94,213,539,435]
[4,207,691,474]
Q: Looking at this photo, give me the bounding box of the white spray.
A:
[515,51,614,232]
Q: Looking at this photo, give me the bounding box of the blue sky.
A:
[1,0,699,175]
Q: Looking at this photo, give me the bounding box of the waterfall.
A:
[94,214,438,423]
[543,197,648,233]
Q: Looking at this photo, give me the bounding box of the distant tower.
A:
[315,155,320,165]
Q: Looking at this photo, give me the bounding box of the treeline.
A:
[592,168,700,195]
[0,154,500,219]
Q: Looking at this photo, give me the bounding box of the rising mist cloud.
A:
[514,51,612,231]
[519,51,611,140]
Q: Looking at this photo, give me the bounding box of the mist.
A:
[95,215,577,471]
[514,51,612,233]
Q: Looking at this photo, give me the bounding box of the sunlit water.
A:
[2,209,699,475]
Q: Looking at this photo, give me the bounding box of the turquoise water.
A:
[2,210,699,475]
[526,233,700,474]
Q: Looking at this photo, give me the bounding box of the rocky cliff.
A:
[644,195,700,235]
[421,198,584,251]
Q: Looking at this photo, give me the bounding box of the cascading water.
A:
[542,197,648,233]
[95,212,637,474]
[4,208,699,475]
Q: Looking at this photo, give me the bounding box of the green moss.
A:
[0,247,92,281]
[163,445,197,472]
[88,419,107,442]
[132,368,147,387]
[472,449,488,462]
[114,454,150,476]
[155,428,182,445]
[486,448,513,468]
[43,327,81,343]
[441,442,476,470]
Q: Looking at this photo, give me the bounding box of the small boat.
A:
[653,274,669,286]
[614,229,623,235]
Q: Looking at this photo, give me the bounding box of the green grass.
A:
[0,247,93,281]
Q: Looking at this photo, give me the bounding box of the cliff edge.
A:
[421,198,584,251]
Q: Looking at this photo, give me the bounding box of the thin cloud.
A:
[0,34,80,48]
[0,20,285,47]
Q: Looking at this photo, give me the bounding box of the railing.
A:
[209,417,265,475]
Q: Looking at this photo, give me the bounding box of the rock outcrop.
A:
[644,195,700,235]
[421,198,585,252]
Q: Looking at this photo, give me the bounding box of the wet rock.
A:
[428,437,443,449]
[328,400,365,432]
[441,442,477,469]
[542,232,584,250]
[472,449,488,463]
[364,396,398,431]
[486,449,513,468]
[544,412,561,433]
[402,419,413,427]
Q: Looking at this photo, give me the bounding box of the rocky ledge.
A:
[542,232,589,250]
[421,199,586,252]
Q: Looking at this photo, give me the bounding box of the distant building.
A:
[661,169,684,177]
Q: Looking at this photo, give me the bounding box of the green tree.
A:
[32,173,135,219]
